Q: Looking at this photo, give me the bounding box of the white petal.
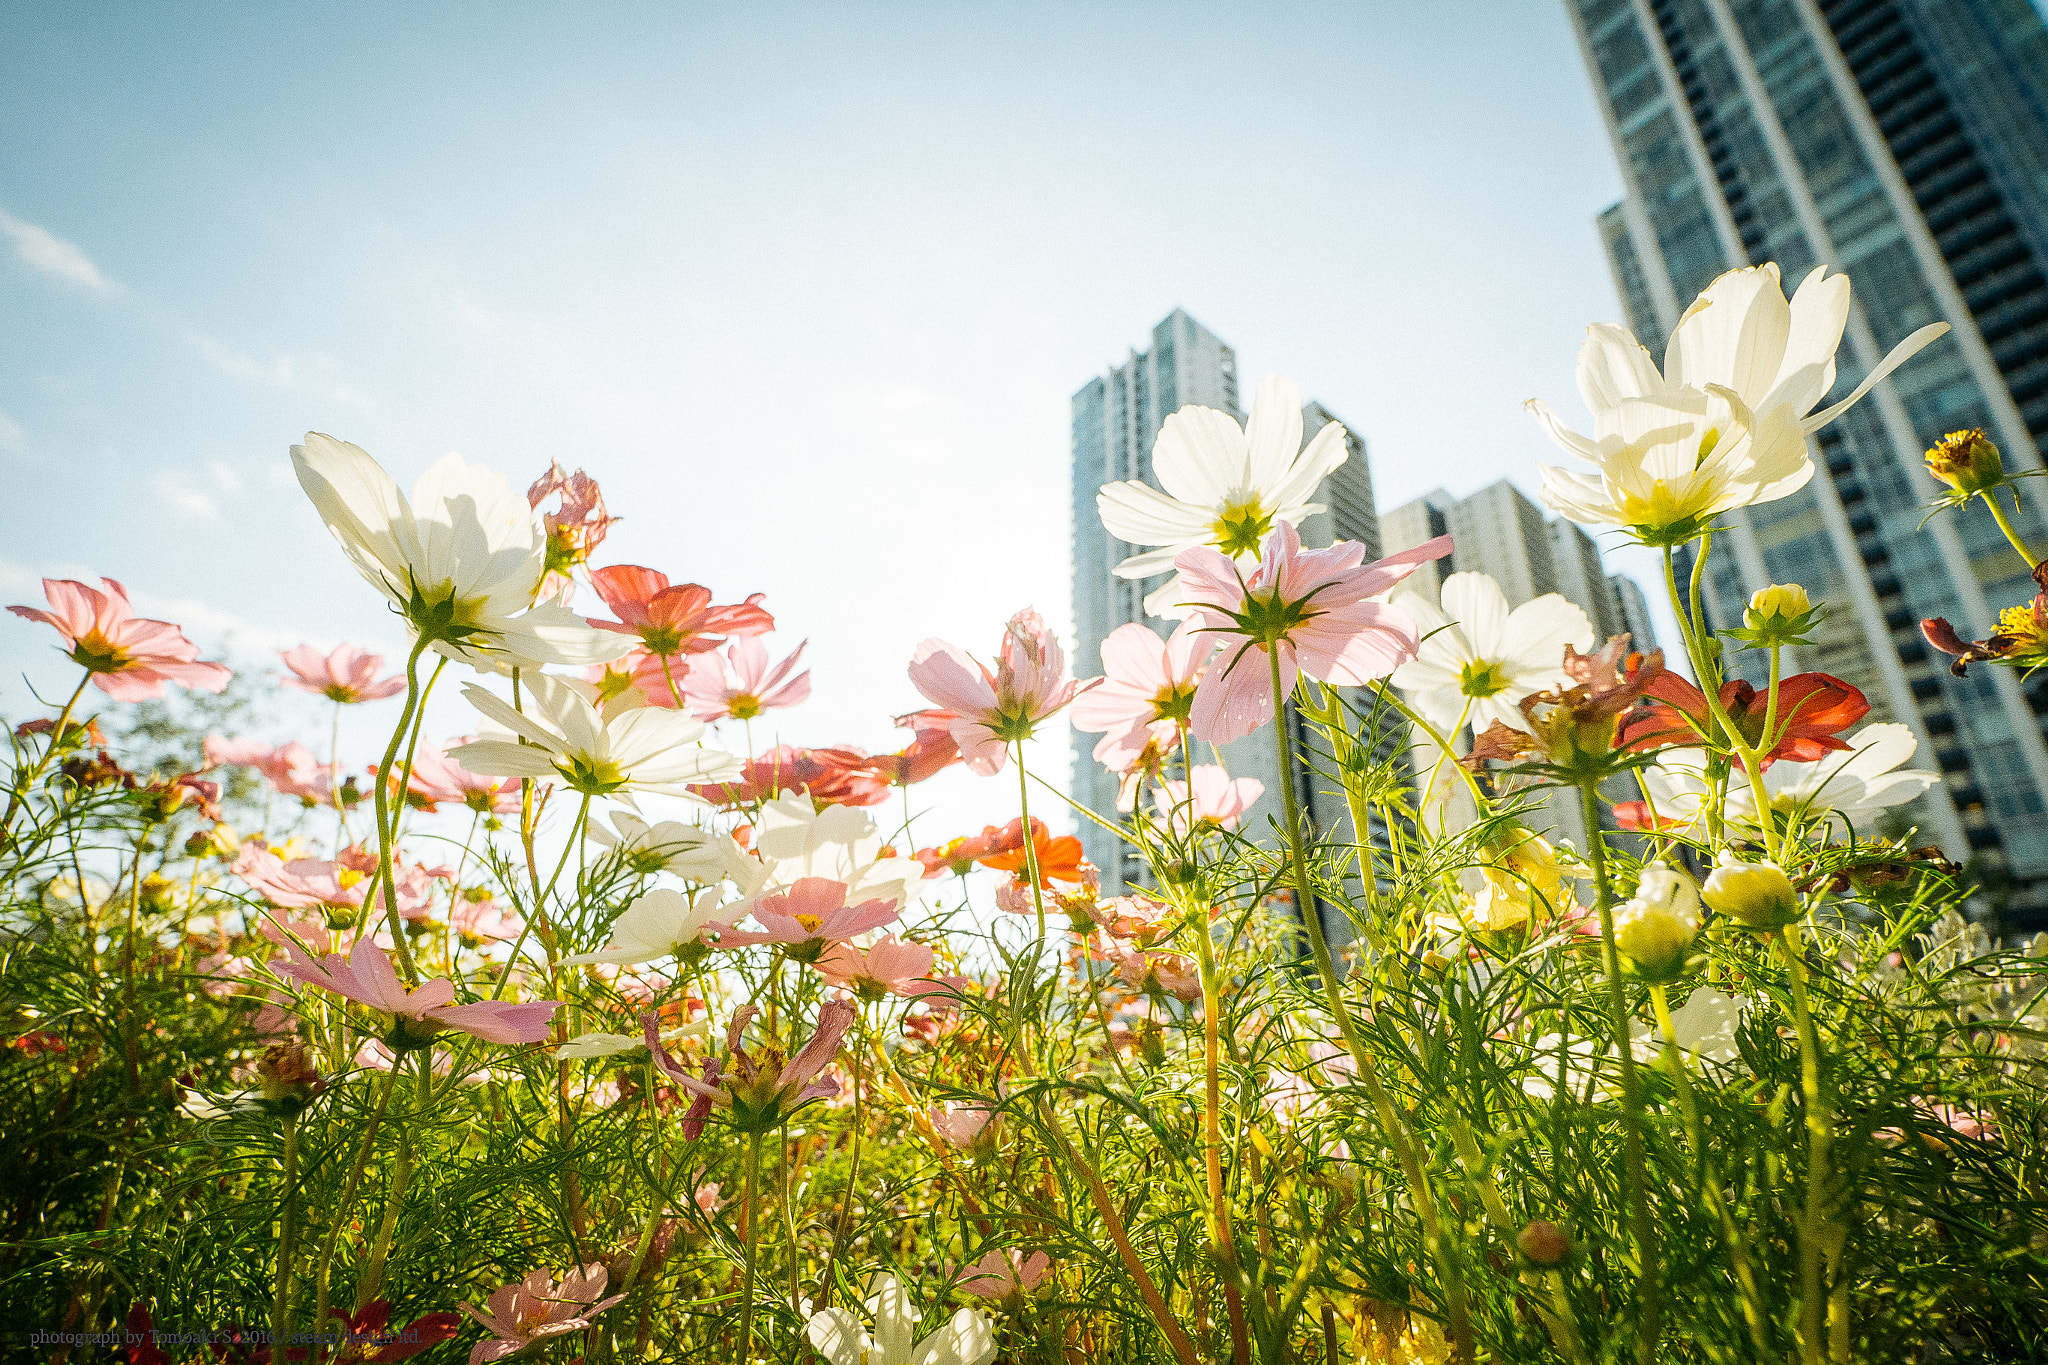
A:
[1242,374,1305,489]
[1151,404,1248,505]
[1801,323,1951,433]
[805,1309,871,1365]
[1497,594,1594,669]
[1097,479,1212,549]
[1440,573,1512,658]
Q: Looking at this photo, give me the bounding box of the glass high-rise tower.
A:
[1567,0,2048,922]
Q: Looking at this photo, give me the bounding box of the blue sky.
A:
[0,2,1641,837]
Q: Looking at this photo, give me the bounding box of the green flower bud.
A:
[1926,428,2006,496]
[1613,863,1699,980]
[1700,853,1802,932]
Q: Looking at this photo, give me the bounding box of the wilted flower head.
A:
[1925,427,2006,498]
[657,1000,855,1133]
[1465,638,1665,782]
[1623,668,1867,770]
[9,577,231,700]
[527,463,617,601]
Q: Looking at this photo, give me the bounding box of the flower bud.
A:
[1700,852,1802,932]
[256,1040,325,1115]
[1926,428,2005,496]
[1516,1221,1571,1266]
[1613,863,1699,979]
[1746,583,1809,629]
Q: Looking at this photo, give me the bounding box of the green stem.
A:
[1781,925,1834,1365]
[312,1065,400,1353]
[1015,740,1049,947]
[354,1053,428,1311]
[1652,985,1770,1358]
[1268,649,1472,1363]
[3,671,94,835]
[1580,781,1659,1364]
[273,1113,301,1352]
[740,1130,764,1362]
[1983,488,2040,568]
[370,636,433,983]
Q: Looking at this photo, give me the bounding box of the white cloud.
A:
[151,470,219,519]
[205,459,244,494]
[186,333,369,406]
[0,208,117,295]
[0,406,23,455]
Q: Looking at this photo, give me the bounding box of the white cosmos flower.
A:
[1629,723,1937,833]
[806,1273,996,1365]
[291,433,631,670]
[1630,987,1745,1068]
[450,672,740,800]
[728,793,927,911]
[1097,374,1351,618]
[559,888,733,966]
[585,811,742,882]
[1529,263,1948,538]
[1389,572,1594,733]
[555,1018,704,1059]
[1761,722,1939,826]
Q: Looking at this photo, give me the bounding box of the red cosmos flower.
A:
[977,816,1086,887]
[688,744,891,808]
[915,823,1012,879]
[326,1299,461,1363]
[866,708,963,786]
[585,566,773,659]
[1622,670,1868,770]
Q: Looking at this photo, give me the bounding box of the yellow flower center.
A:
[1150,682,1196,724]
[1211,498,1274,558]
[1459,659,1513,699]
[728,693,763,720]
[69,629,132,675]
[793,913,824,934]
[1997,603,2047,647]
[336,869,364,890]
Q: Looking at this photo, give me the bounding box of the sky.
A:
[0,1,1644,841]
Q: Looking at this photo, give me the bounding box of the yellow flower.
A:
[1925,428,2005,496]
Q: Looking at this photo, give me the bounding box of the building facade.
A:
[1069,309,1383,889]
[1568,0,2048,919]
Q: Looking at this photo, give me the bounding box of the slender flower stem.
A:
[1781,924,1835,1365]
[3,671,92,836]
[273,1113,301,1353]
[1188,879,1251,1365]
[1014,740,1049,947]
[1650,984,1770,1358]
[312,1066,400,1349]
[330,699,348,851]
[1983,489,2041,568]
[739,1130,764,1362]
[355,1052,430,1312]
[1267,648,1472,1362]
[1580,780,1660,1364]
[370,636,433,984]
[823,1033,866,1309]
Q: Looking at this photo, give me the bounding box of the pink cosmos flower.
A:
[682,637,811,722]
[234,840,449,922]
[814,935,946,1002]
[1101,941,1202,1002]
[459,1263,625,1365]
[528,464,618,604]
[451,892,523,947]
[205,736,339,805]
[279,643,406,703]
[9,577,231,701]
[928,1102,997,1148]
[650,999,856,1133]
[585,566,773,661]
[1153,764,1265,834]
[956,1248,1052,1299]
[722,876,900,956]
[867,708,963,786]
[1175,525,1452,744]
[1070,621,1214,773]
[271,936,558,1046]
[379,736,524,815]
[907,609,1098,775]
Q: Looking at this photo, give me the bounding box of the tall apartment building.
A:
[1567,0,2048,919]
[1069,309,1383,889]
[1381,479,1659,847]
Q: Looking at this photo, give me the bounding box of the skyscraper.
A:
[1069,309,1382,887]
[1567,0,2048,920]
